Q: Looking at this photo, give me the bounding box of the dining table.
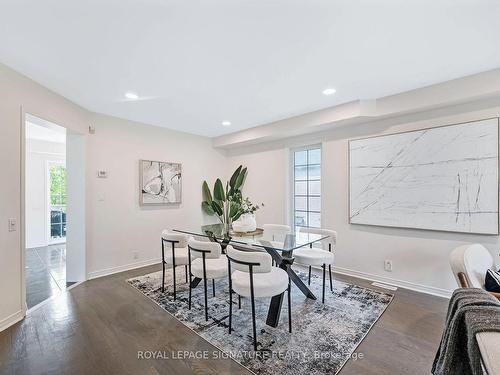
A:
[173,224,330,328]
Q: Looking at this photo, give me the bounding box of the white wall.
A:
[66,131,87,283]
[0,62,89,331]
[0,62,228,331]
[25,139,65,248]
[227,106,500,297]
[85,113,227,278]
[226,149,289,226]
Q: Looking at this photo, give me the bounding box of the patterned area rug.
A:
[127,268,393,375]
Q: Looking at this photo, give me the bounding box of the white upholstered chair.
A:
[226,245,291,351]
[262,224,291,264]
[449,243,500,299]
[449,244,500,375]
[188,238,228,321]
[262,224,291,243]
[292,227,337,303]
[161,230,190,299]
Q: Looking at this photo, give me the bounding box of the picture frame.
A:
[139,159,182,205]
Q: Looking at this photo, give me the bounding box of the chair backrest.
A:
[226,245,272,273]
[162,230,189,248]
[449,244,495,289]
[262,224,291,242]
[188,238,222,259]
[298,227,337,251]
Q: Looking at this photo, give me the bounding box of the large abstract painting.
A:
[140,160,182,205]
[349,118,499,234]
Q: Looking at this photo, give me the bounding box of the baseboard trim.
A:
[0,310,24,332]
[332,265,453,299]
[88,258,161,280]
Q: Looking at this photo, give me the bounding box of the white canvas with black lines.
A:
[140,160,182,205]
[349,118,499,234]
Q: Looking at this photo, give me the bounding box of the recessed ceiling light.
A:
[125,92,139,100]
[222,121,231,126]
[322,88,337,96]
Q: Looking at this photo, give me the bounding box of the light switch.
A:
[8,218,16,232]
[97,192,105,202]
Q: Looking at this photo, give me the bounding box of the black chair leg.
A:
[161,239,166,293]
[171,242,177,300]
[228,288,233,334]
[322,264,326,304]
[188,251,192,310]
[227,259,233,334]
[212,279,215,297]
[162,261,165,293]
[188,274,192,310]
[173,265,177,300]
[203,277,208,321]
[250,294,257,351]
[329,264,333,292]
[202,253,208,321]
[288,280,292,333]
[238,294,241,309]
[308,265,311,285]
[185,265,188,283]
[249,268,257,351]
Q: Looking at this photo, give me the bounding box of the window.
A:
[49,164,67,241]
[293,146,321,229]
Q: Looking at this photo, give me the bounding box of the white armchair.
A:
[449,243,500,299]
[187,238,228,321]
[449,244,500,375]
[293,227,337,303]
[262,224,291,242]
[161,230,190,299]
[226,245,291,351]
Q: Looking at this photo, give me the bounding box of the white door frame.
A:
[21,109,87,316]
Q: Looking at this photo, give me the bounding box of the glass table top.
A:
[173,224,329,252]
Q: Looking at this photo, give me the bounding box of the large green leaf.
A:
[211,200,223,216]
[213,179,225,201]
[201,201,215,216]
[229,201,240,218]
[232,210,244,222]
[229,165,242,188]
[234,167,247,190]
[202,181,212,204]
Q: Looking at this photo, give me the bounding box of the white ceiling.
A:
[2,1,500,137]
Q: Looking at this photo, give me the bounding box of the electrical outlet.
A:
[132,251,139,260]
[384,260,393,272]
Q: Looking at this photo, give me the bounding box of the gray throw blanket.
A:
[432,288,500,375]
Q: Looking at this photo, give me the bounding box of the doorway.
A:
[25,115,67,309]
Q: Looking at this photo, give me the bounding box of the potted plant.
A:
[201,166,247,236]
[232,197,264,233]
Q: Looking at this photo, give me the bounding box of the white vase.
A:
[232,213,257,233]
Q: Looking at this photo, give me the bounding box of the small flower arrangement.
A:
[240,197,264,215]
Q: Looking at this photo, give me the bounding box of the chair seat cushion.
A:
[231,267,288,298]
[191,256,228,280]
[164,247,189,265]
[293,248,334,267]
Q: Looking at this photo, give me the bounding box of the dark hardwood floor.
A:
[25,244,68,309]
[0,264,448,375]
